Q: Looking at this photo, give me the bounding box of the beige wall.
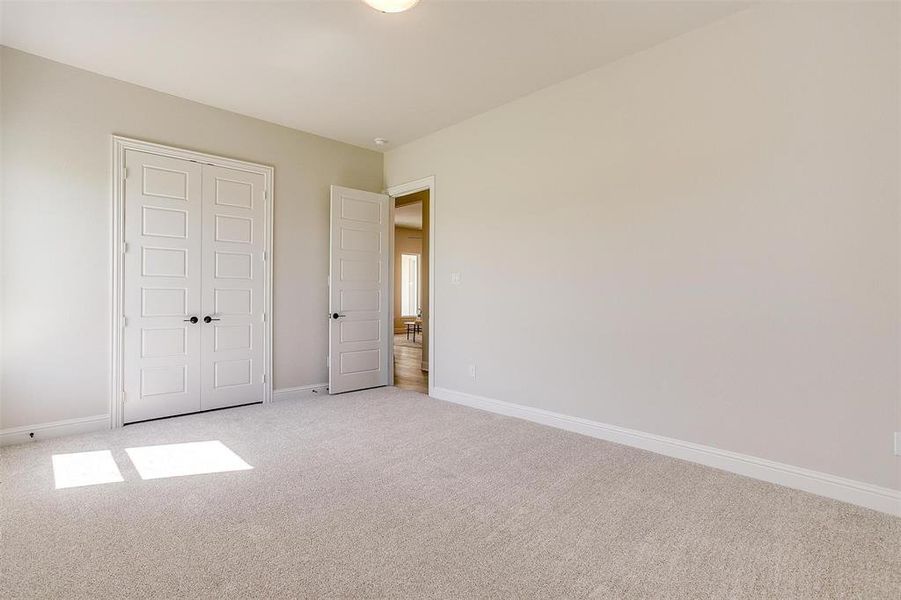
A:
[385,3,900,489]
[0,47,383,429]
[394,225,423,331]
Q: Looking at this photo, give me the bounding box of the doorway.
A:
[326,179,435,397]
[392,191,429,394]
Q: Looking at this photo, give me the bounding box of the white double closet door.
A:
[123,150,266,423]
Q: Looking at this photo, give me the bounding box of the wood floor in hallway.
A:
[394,333,428,394]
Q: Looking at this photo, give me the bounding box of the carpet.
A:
[1,387,898,599]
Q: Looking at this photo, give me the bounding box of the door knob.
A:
[183,316,198,324]
[331,313,346,320]
[203,315,221,324]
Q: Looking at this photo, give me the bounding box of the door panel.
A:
[123,152,266,422]
[329,186,390,394]
[200,165,265,410]
[124,150,202,423]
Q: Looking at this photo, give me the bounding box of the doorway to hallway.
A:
[392,191,429,394]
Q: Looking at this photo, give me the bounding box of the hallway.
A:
[393,333,428,394]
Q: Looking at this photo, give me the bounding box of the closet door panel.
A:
[199,165,266,410]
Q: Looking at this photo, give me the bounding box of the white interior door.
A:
[123,150,203,422]
[123,152,267,423]
[329,186,391,394]
[200,165,266,410]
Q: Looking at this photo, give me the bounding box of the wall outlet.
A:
[467,364,477,379]
[895,432,901,456]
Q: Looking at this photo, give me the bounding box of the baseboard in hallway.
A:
[431,387,901,517]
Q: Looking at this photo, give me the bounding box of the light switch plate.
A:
[451,272,462,285]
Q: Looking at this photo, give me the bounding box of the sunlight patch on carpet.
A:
[52,450,124,489]
[125,440,253,480]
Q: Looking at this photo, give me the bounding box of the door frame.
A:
[110,135,274,428]
[385,176,436,396]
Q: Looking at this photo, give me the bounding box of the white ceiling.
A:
[0,1,747,150]
[395,201,423,230]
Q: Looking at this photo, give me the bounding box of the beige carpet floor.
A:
[1,387,898,599]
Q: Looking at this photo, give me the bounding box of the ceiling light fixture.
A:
[374,138,389,146]
[362,0,420,14]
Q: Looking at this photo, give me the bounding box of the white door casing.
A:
[114,137,273,426]
[123,150,203,422]
[328,186,391,394]
[385,176,436,397]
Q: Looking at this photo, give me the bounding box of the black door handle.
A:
[183,316,198,324]
[331,313,346,320]
[203,316,221,324]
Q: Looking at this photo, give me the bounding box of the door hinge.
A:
[264,189,269,201]
[122,242,129,254]
[122,316,128,327]
[261,374,267,384]
[261,312,266,323]
[262,250,267,261]
[123,167,129,181]
[326,355,331,368]
[121,391,127,404]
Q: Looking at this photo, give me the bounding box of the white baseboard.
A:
[1,385,327,446]
[431,387,901,517]
[0,414,110,447]
[272,383,329,402]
